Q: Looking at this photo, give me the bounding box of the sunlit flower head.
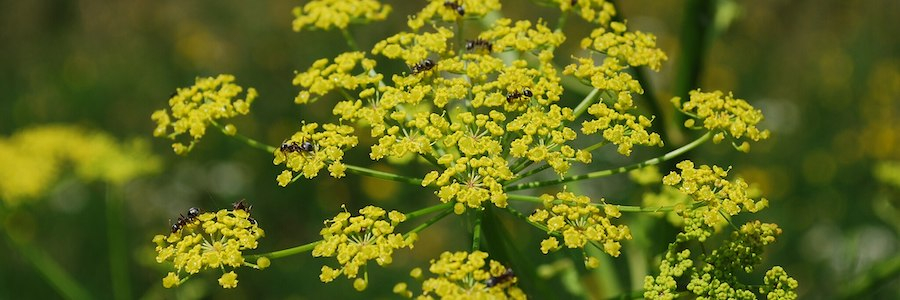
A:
[409,251,525,299]
[152,74,257,155]
[528,191,631,267]
[292,0,391,32]
[312,205,415,289]
[675,89,770,152]
[153,208,264,288]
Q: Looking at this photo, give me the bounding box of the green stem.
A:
[406,202,453,220]
[505,132,711,191]
[105,185,131,300]
[3,231,92,300]
[572,88,602,120]
[582,140,610,153]
[344,164,424,186]
[507,163,552,184]
[405,208,454,238]
[341,28,361,52]
[471,210,483,251]
[506,193,699,213]
[211,120,276,153]
[245,240,321,261]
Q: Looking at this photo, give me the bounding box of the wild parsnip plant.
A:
[151,0,797,298]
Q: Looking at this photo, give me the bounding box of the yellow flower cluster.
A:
[528,191,631,268]
[313,206,415,290]
[407,0,502,31]
[153,208,265,289]
[675,89,770,152]
[151,74,258,154]
[423,154,514,214]
[291,0,391,32]
[662,160,768,227]
[274,123,358,186]
[507,105,592,174]
[565,21,666,156]
[293,52,382,104]
[580,22,668,71]
[404,251,525,299]
[581,97,664,155]
[0,125,159,205]
[372,28,455,66]
[555,0,616,25]
[477,19,566,54]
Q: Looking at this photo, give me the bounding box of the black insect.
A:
[280,140,316,154]
[485,267,515,287]
[233,199,252,213]
[443,0,465,16]
[506,89,533,102]
[410,58,437,74]
[571,0,578,6]
[170,206,205,233]
[465,39,493,52]
[187,207,201,219]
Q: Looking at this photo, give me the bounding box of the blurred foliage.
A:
[0,0,898,299]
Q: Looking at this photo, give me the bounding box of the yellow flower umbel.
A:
[0,125,159,206]
[293,52,383,105]
[408,0,502,31]
[528,191,631,268]
[151,74,258,155]
[662,160,768,227]
[313,206,415,290]
[292,0,391,32]
[409,251,525,299]
[554,0,617,25]
[152,208,265,288]
[273,123,358,186]
[674,89,771,152]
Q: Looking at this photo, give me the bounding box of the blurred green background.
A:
[1,0,898,299]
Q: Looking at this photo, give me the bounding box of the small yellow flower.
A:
[218,271,239,289]
[153,208,264,288]
[162,272,180,288]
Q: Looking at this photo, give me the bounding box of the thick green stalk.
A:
[471,210,483,251]
[505,132,711,191]
[105,185,131,300]
[3,232,92,300]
